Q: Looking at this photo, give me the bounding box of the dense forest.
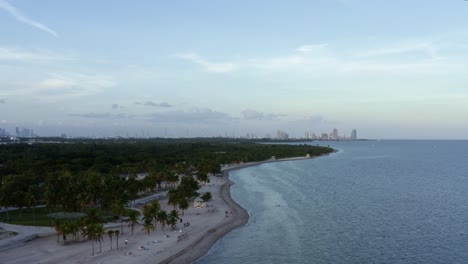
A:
[0,139,333,215]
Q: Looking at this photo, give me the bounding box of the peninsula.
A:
[0,139,334,263]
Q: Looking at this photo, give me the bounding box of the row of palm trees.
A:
[49,173,203,256]
[139,200,180,237]
[52,209,123,256]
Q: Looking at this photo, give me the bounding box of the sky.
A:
[1,0,468,139]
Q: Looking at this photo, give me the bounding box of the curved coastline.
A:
[159,173,249,264]
[0,153,335,264]
[162,153,335,264]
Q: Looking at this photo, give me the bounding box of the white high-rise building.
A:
[351,129,357,140]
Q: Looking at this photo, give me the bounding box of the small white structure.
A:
[194,198,205,208]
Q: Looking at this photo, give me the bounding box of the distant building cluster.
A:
[304,128,357,141]
[276,130,289,140]
[0,127,9,138]
[0,127,37,138]
[15,127,36,138]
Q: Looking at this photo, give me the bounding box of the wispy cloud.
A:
[69,112,131,119]
[242,109,286,120]
[0,72,115,101]
[289,115,333,130]
[296,44,329,54]
[355,41,438,58]
[148,108,234,124]
[35,73,115,99]
[111,103,124,110]
[178,38,462,77]
[135,101,172,108]
[175,52,237,73]
[0,0,58,37]
[0,47,67,61]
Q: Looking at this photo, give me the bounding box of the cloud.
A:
[175,52,237,73]
[0,72,115,101]
[111,104,124,110]
[34,73,115,99]
[0,99,5,104]
[135,101,172,108]
[0,0,58,37]
[69,112,131,119]
[148,108,234,124]
[250,43,462,76]
[296,44,329,54]
[289,115,330,128]
[246,44,335,71]
[298,115,327,124]
[242,109,286,120]
[355,41,438,58]
[0,47,67,61]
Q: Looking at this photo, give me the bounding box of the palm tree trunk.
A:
[91,240,95,256]
[99,241,102,253]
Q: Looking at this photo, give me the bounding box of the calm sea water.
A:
[196,140,468,264]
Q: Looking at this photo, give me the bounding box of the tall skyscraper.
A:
[351,129,357,140]
[332,128,338,139]
[276,130,289,140]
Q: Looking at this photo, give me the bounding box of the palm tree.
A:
[69,220,79,241]
[77,218,86,241]
[167,210,180,230]
[200,192,212,202]
[107,230,114,250]
[114,230,120,250]
[53,219,61,243]
[142,218,155,236]
[84,224,96,256]
[112,201,125,234]
[141,204,153,220]
[168,189,179,210]
[157,210,168,231]
[150,200,160,227]
[95,224,105,253]
[85,208,101,225]
[126,210,139,236]
[25,186,37,225]
[178,197,189,216]
[59,222,70,245]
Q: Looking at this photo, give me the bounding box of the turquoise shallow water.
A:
[196,140,468,264]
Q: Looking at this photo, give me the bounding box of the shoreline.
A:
[159,176,249,264]
[0,153,334,264]
[163,154,334,263]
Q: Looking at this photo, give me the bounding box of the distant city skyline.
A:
[0,125,358,141]
[1,1,468,139]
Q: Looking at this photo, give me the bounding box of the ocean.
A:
[196,140,468,264]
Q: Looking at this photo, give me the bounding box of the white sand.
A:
[0,174,248,264]
[0,155,327,264]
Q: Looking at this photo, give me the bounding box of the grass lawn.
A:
[0,207,64,227]
[0,207,140,227]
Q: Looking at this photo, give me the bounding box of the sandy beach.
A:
[0,155,322,264]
